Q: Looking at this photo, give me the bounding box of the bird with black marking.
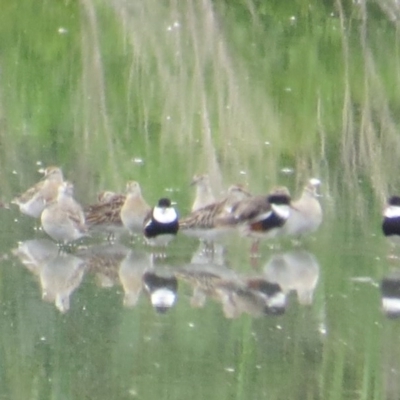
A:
[180,184,251,242]
[219,186,291,254]
[382,196,400,238]
[143,198,179,248]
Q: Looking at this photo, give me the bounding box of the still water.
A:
[1,0,400,399]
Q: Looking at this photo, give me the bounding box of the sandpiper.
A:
[84,190,126,239]
[220,186,291,254]
[190,174,216,212]
[41,181,87,244]
[12,166,64,218]
[180,184,251,241]
[282,178,322,237]
[143,198,179,248]
[120,181,151,234]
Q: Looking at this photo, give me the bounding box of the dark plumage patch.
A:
[249,212,286,233]
[382,217,400,236]
[388,196,400,206]
[144,219,179,238]
[267,193,290,205]
[143,272,178,292]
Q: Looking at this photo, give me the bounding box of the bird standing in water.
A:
[143,198,179,251]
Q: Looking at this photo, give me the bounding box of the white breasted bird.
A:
[143,198,179,247]
[382,196,400,238]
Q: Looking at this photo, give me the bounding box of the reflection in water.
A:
[143,269,178,314]
[263,250,320,306]
[40,252,86,313]
[12,239,320,318]
[118,250,152,308]
[177,263,286,318]
[381,270,400,318]
[76,243,130,288]
[190,241,226,266]
[12,239,59,275]
[13,239,86,313]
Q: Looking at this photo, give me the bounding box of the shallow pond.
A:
[1,1,400,399]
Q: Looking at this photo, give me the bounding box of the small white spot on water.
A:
[12,170,17,175]
[36,161,43,166]
[166,115,171,120]
[128,389,138,396]
[132,158,144,165]
[281,167,294,175]
[225,367,235,373]
[239,170,246,175]
[284,87,292,92]
[276,325,282,330]
[58,27,68,34]
[264,141,270,146]
[188,322,195,328]
[40,336,47,341]
[318,324,327,335]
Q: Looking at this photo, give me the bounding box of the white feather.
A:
[382,297,400,315]
[271,204,290,219]
[153,206,177,224]
[384,206,400,218]
[151,288,176,308]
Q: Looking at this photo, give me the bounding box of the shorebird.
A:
[12,166,64,218]
[120,181,151,234]
[143,198,179,248]
[282,178,322,237]
[190,174,216,212]
[84,190,126,239]
[219,186,291,254]
[180,184,251,242]
[382,196,400,238]
[41,181,87,244]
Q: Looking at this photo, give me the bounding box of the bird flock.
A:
[8,166,327,256]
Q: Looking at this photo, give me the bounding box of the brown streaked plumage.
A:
[12,166,64,218]
[219,186,291,236]
[84,191,125,231]
[180,184,251,240]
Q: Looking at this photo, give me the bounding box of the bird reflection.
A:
[176,256,286,318]
[12,239,86,313]
[190,241,226,266]
[118,250,152,308]
[40,252,86,313]
[76,243,130,288]
[12,239,59,275]
[381,270,400,318]
[143,269,178,314]
[263,250,320,305]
